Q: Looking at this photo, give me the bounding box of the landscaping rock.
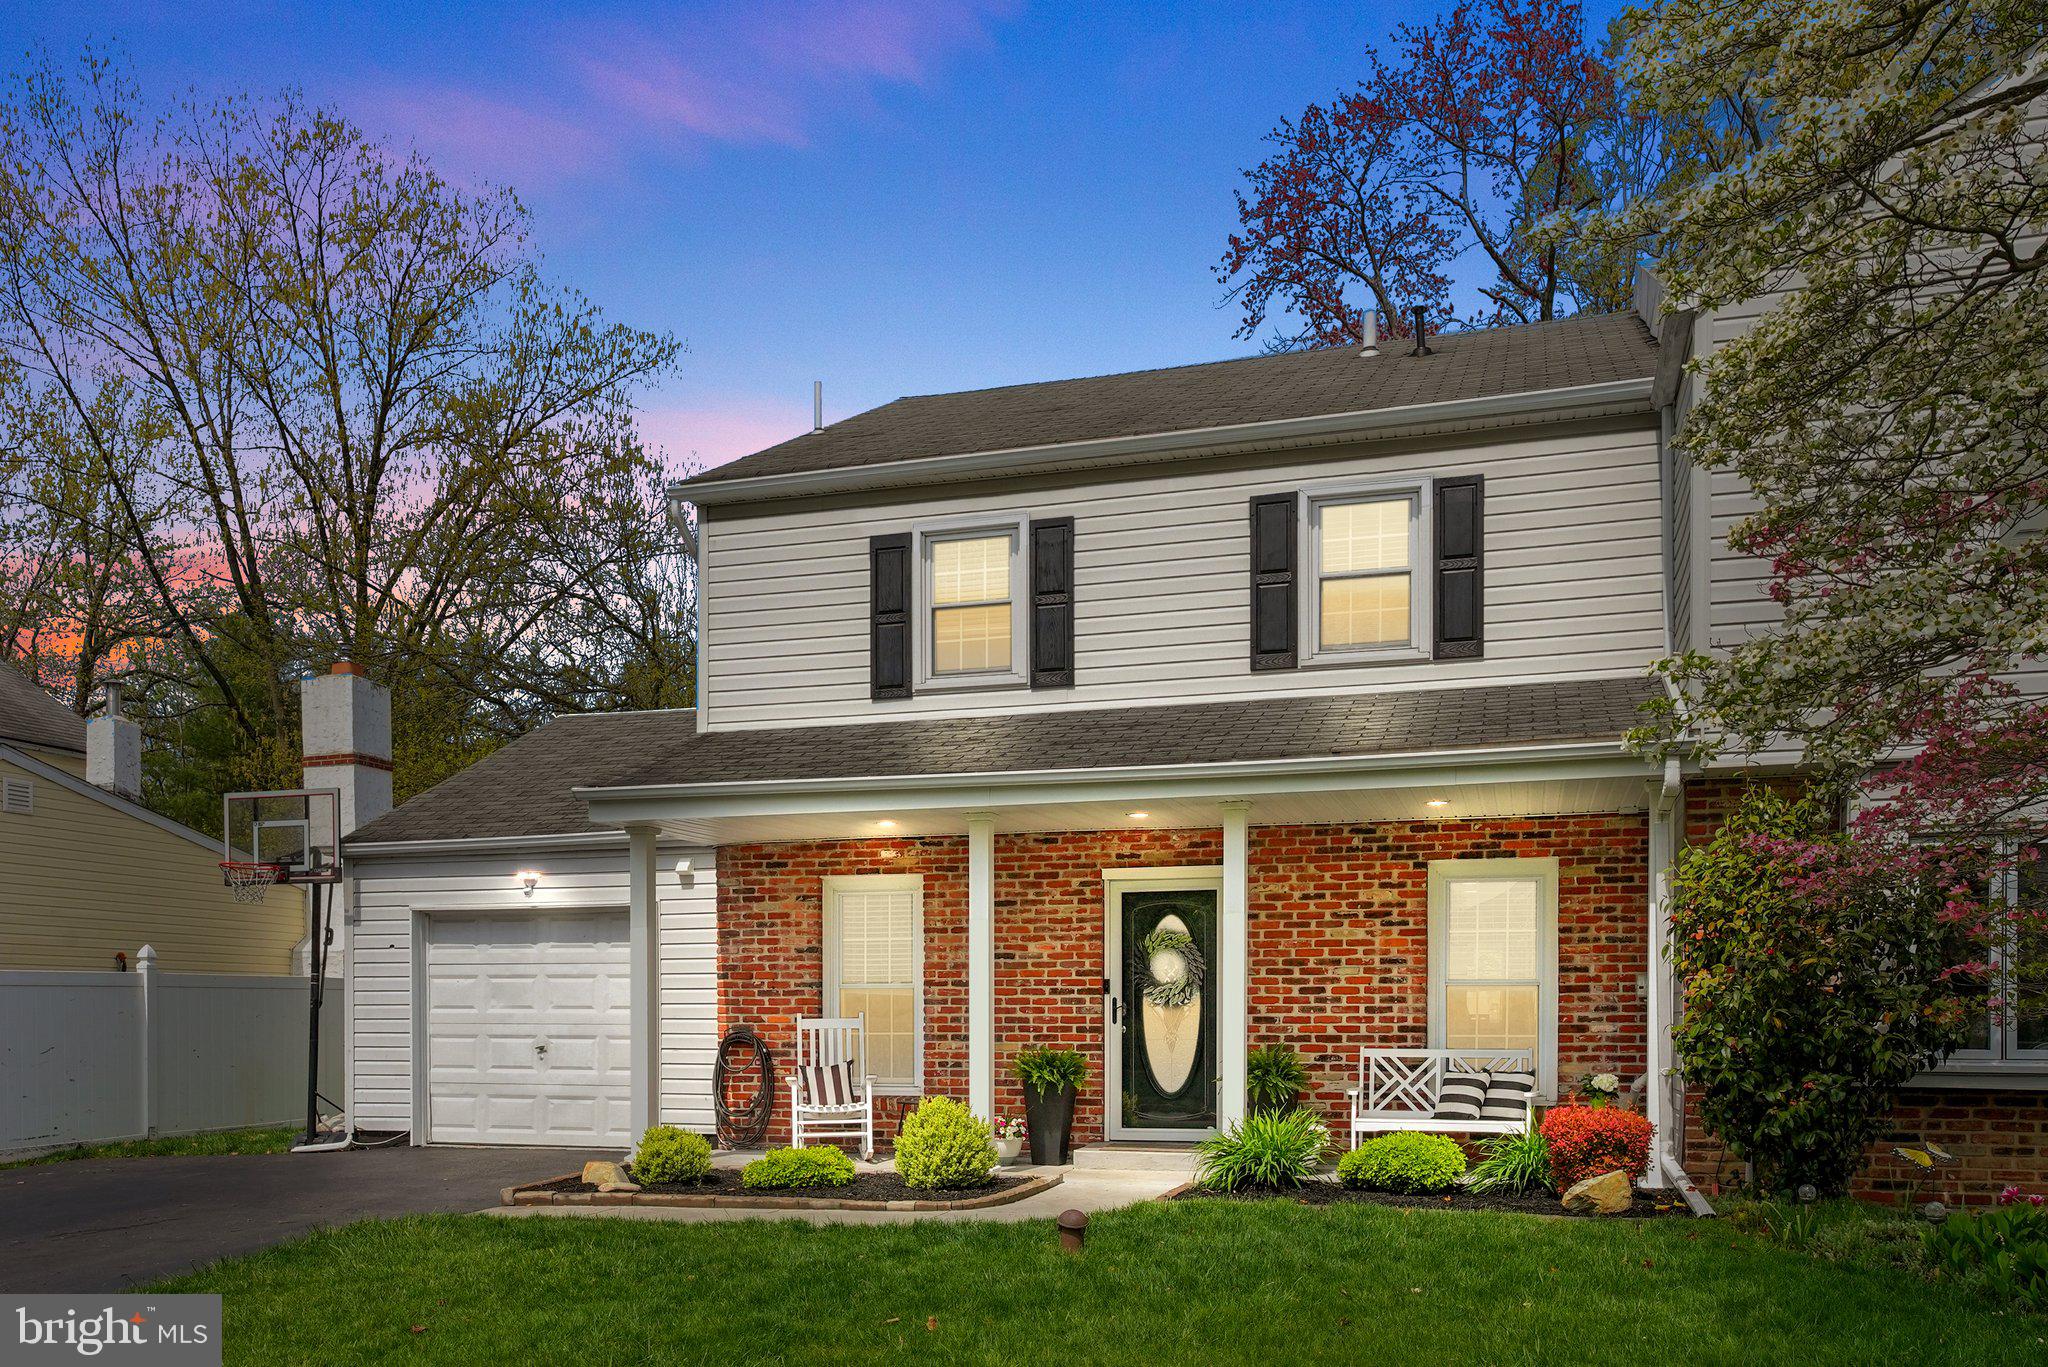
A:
[581,1160,635,1192]
[1561,1170,1632,1215]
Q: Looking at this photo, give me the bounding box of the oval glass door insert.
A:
[1140,913,1201,1095]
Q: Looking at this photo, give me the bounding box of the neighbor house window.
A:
[1428,858,1559,1098]
[915,518,1027,689]
[1304,483,1427,663]
[1943,848,2048,1072]
[822,874,923,1092]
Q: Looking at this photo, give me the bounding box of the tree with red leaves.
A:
[1220,0,1700,347]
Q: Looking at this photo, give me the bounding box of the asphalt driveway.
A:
[0,1142,612,1292]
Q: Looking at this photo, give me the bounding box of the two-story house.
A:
[336,292,2040,1199]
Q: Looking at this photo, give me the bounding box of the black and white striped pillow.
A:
[1481,1071,1536,1121]
[1432,1073,1488,1121]
[803,1063,858,1106]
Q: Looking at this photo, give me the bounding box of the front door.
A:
[1108,885,1219,1138]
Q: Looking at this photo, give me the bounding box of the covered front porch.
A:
[582,733,1686,1179]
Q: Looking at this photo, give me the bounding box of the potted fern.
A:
[1246,1042,1308,1115]
[1013,1046,1088,1164]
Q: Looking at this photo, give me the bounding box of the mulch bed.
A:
[506,1165,1052,1211]
[1171,1179,1685,1218]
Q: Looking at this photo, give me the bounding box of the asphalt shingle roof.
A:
[0,659,87,755]
[346,677,1661,846]
[689,312,1657,487]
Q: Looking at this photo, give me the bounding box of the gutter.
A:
[671,377,1656,506]
[345,829,631,859]
[572,737,1640,804]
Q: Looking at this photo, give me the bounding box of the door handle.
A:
[1108,996,1122,1025]
[534,1039,550,1056]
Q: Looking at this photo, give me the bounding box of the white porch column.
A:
[627,823,661,1143]
[967,811,996,1121]
[1644,765,1681,1188]
[1219,800,1251,1129]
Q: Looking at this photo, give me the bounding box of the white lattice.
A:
[1347,1048,1534,1141]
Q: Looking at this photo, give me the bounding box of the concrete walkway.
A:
[489,1151,1186,1227]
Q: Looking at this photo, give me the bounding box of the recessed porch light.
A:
[1425,799,1450,809]
[875,819,898,829]
[1126,811,1150,820]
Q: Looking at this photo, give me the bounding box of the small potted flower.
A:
[1575,1071,1622,1108]
[991,1116,1027,1164]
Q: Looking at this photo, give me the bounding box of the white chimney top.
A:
[1360,309,1380,357]
[86,683,142,801]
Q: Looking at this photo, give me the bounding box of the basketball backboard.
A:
[222,788,342,884]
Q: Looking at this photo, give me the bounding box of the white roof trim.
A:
[346,829,632,859]
[0,742,230,858]
[672,377,1655,505]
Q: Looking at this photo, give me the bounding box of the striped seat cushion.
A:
[1481,1071,1536,1121]
[801,1063,860,1107]
[1432,1073,1488,1121]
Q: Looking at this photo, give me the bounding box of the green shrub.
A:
[1246,1043,1308,1115]
[742,1145,856,1190]
[1338,1133,1467,1193]
[1466,1128,1553,1195]
[895,1096,998,1190]
[1012,1047,1088,1097]
[1923,1199,2048,1311]
[1194,1109,1329,1191]
[630,1126,712,1185]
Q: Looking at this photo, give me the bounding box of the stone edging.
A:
[502,1171,1062,1212]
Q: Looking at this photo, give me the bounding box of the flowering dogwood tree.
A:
[1595,3,2048,1055]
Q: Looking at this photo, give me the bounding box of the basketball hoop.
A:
[220,860,286,903]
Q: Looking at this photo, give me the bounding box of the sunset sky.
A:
[1,2,1625,472]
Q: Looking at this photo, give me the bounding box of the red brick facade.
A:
[1675,774,2047,1205]
[716,815,1650,1150]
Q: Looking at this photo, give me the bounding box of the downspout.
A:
[1649,757,1714,1215]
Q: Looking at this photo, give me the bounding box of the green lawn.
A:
[1,1125,300,1169]
[155,1200,2046,1365]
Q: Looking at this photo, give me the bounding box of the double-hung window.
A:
[822,874,923,1093]
[1303,482,1429,664]
[1942,848,2048,1076]
[916,519,1027,689]
[1428,858,1559,1098]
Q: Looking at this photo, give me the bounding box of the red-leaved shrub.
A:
[1539,1105,1653,1190]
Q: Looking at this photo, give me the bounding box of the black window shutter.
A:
[1433,475,1484,658]
[1248,493,1298,670]
[869,532,913,700]
[1029,517,1075,689]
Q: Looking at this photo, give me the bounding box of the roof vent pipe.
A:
[1410,306,1433,357]
[813,380,823,432]
[1359,309,1379,357]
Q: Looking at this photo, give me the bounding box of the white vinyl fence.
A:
[0,945,341,1151]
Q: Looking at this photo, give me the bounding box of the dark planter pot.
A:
[1024,1082,1078,1165]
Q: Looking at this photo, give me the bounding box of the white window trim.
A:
[911,514,1029,692]
[822,873,925,1096]
[1298,477,1433,667]
[1427,857,1560,1100]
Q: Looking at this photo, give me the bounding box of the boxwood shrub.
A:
[742,1145,856,1190]
[1338,1133,1468,1193]
[895,1096,998,1190]
[630,1126,713,1185]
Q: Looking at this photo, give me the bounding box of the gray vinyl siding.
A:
[701,419,1666,729]
[346,845,716,1135]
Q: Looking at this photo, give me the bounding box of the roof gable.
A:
[0,659,87,755]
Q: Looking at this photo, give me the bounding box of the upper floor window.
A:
[916,518,1027,690]
[1303,482,1429,665]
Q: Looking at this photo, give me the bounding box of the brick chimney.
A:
[86,682,142,801]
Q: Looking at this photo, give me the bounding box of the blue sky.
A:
[2,2,1621,470]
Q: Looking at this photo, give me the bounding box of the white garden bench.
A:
[1346,1048,1535,1148]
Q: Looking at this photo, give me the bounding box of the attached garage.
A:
[424,910,634,1146]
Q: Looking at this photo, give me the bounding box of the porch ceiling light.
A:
[1425,799,1450,809]
[1126,811,1150,820]
[516,869,542,894]
[875,819,898,829]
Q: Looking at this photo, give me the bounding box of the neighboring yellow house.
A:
[0,662,304,973]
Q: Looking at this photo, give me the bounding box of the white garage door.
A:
[425,911,632,1146]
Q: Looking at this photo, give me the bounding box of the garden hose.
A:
[713,1026,775,1148]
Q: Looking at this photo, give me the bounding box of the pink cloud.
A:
[637,399,809,472]
[365,86,625,190]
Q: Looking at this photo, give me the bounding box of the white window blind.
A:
[825,878,922,1090]
[1428,858,1558,1096]
[929,533,1014,675]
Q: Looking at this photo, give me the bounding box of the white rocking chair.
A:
[789,1015,877,1161]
